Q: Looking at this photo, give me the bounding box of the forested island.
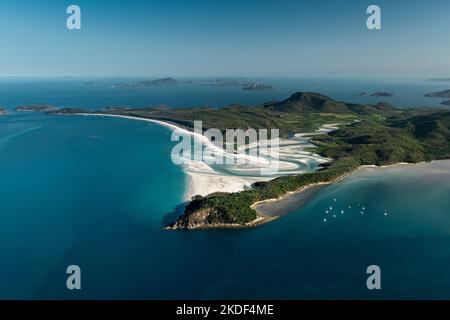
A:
[49,92,450,230]
[16,105,57,112]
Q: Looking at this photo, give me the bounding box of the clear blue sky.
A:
[1,0,449,77]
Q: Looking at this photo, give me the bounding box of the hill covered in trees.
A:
[48,91,450,229]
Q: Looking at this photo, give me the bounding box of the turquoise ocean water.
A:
[1,77,450,299]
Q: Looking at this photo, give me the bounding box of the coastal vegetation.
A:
[168,113,449,229]
[162,94,449,229]
[48,92,450,229]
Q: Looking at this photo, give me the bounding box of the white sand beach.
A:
[76,113,337,200]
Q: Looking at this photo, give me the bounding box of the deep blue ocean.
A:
[1,77,450,299]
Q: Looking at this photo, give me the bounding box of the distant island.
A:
[49,91,450,230]
[358,92,394,97]
[425,89,450,98]
[190,78,247,87]
[242,82,273,91]
[15,105,57,112]
[371,92,394,97]
[113,77,274,91]
[425,78,450,82]
[442,100,450,106]
[81,81,96,87]
[113,77,178,88]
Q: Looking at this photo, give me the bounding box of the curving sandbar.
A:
[75,113,335,200]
